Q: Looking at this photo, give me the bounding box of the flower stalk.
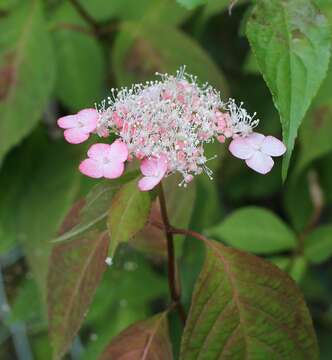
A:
[157,183,186,324]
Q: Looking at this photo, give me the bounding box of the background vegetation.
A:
[0,0,332,359]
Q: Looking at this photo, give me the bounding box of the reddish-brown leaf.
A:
[181,240,319,359]
[99,313,173,360]
[48,231,109,360]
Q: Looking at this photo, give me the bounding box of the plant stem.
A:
[157,184,186,324]
[69,0,100,34]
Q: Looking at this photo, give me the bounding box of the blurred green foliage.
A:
[0,0,332,359]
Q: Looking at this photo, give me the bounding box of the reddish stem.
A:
[157,184,186,324]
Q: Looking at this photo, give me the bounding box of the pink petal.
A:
[261,136,286,157]
[229,137,255,160]
[109,140,129,162]
[57,115,79,129]
[245,132,265,148]
[138,176,161,191]
[79,159,103,178]
[140,156,168,177]
[64,128,90,144]
[87,143,112,160]
[103,162,125,179]
[77,108,98,132]
[245,151,274,174]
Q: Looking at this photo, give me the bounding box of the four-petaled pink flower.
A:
[79,141,128,179]
[57,108,98,144]
[138,156,168,191]
[229,132,286,174]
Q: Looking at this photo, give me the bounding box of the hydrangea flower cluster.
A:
[57,67,286,191]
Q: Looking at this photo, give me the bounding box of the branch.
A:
[69,0,100,35]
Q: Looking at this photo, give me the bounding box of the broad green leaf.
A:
[18,149,81,296]
[107,179,151,257]
[0,0,55,163]
[207,206,297,254]
[48,231,109,360]
[50,2,106,111]
[98,313,173,360]
[295,62,332,175]
[81,0,190,25]
[246,0,331,178]
[304,225,332,264]
[180,239,319,359]
[112,21,228,95]
[177,0,207,9]
[0,128,82,296]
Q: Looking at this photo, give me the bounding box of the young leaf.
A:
[304,225,332,264]
[98,313,173,359]
[107,179,152,257]
[0,0,55,163]
[51,2,106,111]
[246,0,331,178]
[48,231,109,360]
[181,240,319,359]
[207,206,297,254]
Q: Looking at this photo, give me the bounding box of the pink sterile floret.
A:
[229,132,286,174]
[79,140,128,179]
[57,108,98,144]
[138,155,168,191]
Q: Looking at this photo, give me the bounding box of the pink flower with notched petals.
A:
[79,140,128,179]
[229,132,286,174]
[57,108,98,144]
[138,155,168,191]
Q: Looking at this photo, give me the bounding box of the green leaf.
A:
[107,179,151,257]
[177,0,207,9]
[246,0,331,179]
[207,206,297,254]
[295,62,332,175]
[0,0,55,163]
[53,171,139,245]
[50,2,106,111]
[0,128,83,296]
[98,313,173,360]
[81,0,190,25]
[48,231,109,360]
[304,225,332,263]
[18,153,81,296]
[180,239,319,359]
[112,21,228,94]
